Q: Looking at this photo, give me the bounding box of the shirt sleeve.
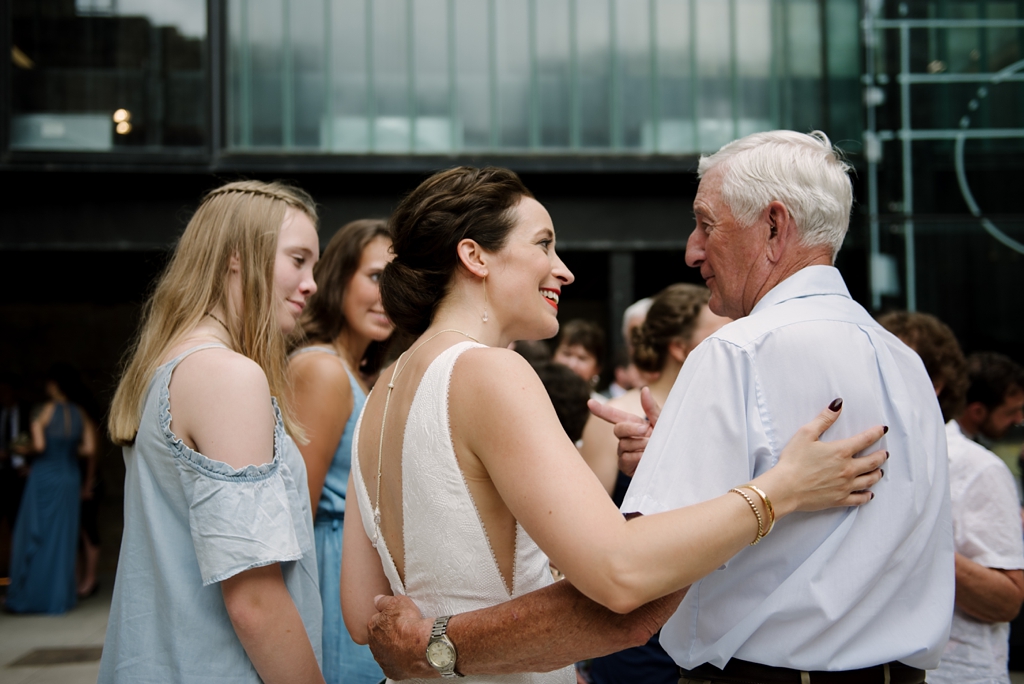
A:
[622,337,770,516]
[174,445,305,585]
[956,458,1024,571]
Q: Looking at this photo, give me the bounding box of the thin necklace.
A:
[205,311,229,330]
[371,329,482,548]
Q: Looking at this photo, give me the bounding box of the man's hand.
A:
[367,594,437,680]
[588,387,662,477]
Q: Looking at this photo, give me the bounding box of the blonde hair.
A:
[109,180,318,446]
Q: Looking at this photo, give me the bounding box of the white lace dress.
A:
[352,342,575,684]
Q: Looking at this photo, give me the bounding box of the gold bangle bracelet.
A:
[740,484,775,537]
[730,487,764,545]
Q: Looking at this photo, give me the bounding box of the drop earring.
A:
[482,278,489,323]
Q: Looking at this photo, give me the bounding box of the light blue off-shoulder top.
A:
[98,344,322,683]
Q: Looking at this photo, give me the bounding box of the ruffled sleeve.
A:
[165,396,307,586]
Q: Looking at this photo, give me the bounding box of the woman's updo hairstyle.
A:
[631,283,710,373]
[381,166,533,336]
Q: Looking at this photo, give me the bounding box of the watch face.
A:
[427,640,455,669]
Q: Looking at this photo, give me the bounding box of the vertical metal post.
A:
[240,0,252,147]
[408,0,417,151]
[282,0,293,148]
[610,0,622,149]
[570,0,581,149]
[489,0,500,148]
[609,252,635,360]
[366,0,376,151]
[529,0,540,149]
[818,0,830,132]
[690,0,699,150]
[864,3,882,310]
[322,0,333,151]
[209,0,223,157]
[780,0,791,129]
[649,0,659,152]
[448,0,457,151]
[900,21,916,311]
[729,0,739,140]
[768,0,780,129]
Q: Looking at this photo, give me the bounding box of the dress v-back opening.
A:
[351,341,571,683]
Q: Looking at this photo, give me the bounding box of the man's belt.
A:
[679,658,925,684]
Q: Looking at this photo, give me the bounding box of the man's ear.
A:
[667,339,687,364]
[456,238,489,279]
[764,201,794,263]
[962,401,989,425]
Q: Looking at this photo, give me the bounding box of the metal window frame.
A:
[862,9,1024,311]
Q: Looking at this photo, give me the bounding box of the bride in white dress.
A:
[341,167,887,682]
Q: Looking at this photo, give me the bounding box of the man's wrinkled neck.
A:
[742,249,834,317]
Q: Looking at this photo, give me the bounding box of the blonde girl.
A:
[100,181,326,684]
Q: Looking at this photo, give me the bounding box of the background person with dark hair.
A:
[879,316,1024,684]
[287,218,394,684]
[553,319,606,401]
[960,353,1024,448]
[531,361,591,446]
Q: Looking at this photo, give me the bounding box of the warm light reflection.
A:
[112,108,130,123]
[115,121,132,135]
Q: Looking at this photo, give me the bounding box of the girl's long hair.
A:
[108,180,318,446]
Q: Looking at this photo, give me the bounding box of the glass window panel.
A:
[413,0,455,152]
[290,0,326,148]
[372,0,411,152]
[615,0,652,150]
[326,0,369,152]
[219,0,833,155]
[455,0,490,149]
[248,0,285,147]
[496,0,531,149]
[11,0,206,151]
[736,0,771,138]
[655,0,694,152]
[786,0,821,133]
[537,0,571,148]
[577,0,611,149]
[695,0,732,152]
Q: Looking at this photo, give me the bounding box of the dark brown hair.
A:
[380,166,533,336]
[631,284,710,373]
[531,360,592,443]
[877,311,968,422]
[297,218,391,372]
[965,352,1024,411]
[557,320,606,372]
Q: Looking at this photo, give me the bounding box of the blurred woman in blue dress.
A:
[6,364,96,614]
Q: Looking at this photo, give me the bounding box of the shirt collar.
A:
[749,265,851,316]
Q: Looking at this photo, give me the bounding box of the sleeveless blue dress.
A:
[292,346,383,684]
[7,402,82,614]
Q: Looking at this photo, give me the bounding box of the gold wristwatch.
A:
[426,615,463,678]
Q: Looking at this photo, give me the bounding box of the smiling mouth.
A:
[541,289,560,309]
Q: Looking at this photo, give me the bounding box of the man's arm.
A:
[954,553,1024,623]
[368,580,684,680]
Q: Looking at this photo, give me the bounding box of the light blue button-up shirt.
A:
[623,265,953,672]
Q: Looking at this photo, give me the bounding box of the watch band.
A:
[427,615,463,678]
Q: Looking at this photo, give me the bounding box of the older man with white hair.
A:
[364,131,953,684]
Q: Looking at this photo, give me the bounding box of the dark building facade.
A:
[2,0,1021,429]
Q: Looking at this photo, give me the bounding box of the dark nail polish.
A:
[879,469,884,477]
[886,451,890,460]
[828,398,843,412]
[870,492,875,500]
[883,425,889,434]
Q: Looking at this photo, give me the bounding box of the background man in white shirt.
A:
[879,316,1024,683]
[363,131,952,684]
